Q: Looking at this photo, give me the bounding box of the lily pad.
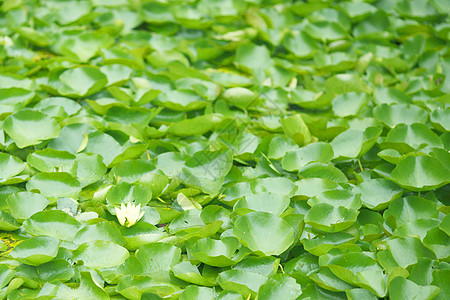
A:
[10,236,59,266]
[3,110,61,148]
[233,212,295,256]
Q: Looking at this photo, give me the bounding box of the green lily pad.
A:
[23,210,81,241]
[282,142,333,172]
[26,172,81,198]
[7,192,49,222]
[73,240,129,269]
[383,124,443,153]
[390,155,450,191]
[388,276,440,300]
[3,110,61,148]
[44,66,108,98]
[233,212,295,256]
[180,285,216,300]
[10,236,59,266]
[74,221,125,246]
[180,149,234,196]
[0,153,26,184]
[305,203,359,233]
[325,74,371,94]
[188,237,248,267]
[258,273,302,300]
[106,182,152,207]
[217,269,267,298]
[135,243,181,275]
[374,104,428,127]
[234,192,290,216]
[354,178,403,210]
[172,261,215,286]
[331,127,382,159]
[27,148,76,173]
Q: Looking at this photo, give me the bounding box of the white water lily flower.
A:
[115,202,145,227]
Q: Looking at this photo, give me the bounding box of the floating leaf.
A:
[26,172,81,198]
[10,236,59,266]
[7,192,49,222]
[390,155,450,191]
[3,110,61,148]
[73,241,129,269]
[233,212,295,256]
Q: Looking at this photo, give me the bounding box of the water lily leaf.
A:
[10,236,59,266]
[60,32,114,62]
[430,109,450,132]
[3,110,61,148]
[217,269,267,298]
[0,210,21,231]
[172,261,215,286]
[305,21,349,42]
[258,273,302,300]
[325,74,371,94]
[305,203,359,233]
[281,114,312,146]
[346,288,377,300]
[308,190,361,210]
[169,114,221,137]
[331,127,382,159]
[393,218,440,240]
[121,222,166,250]
[73,240,129,269]
[0,264,15,289]
[116,274,180,299]
[48,123,97,154]
[283,31,320,58]
[180,285,216,300]
[320,252,386,297]
[0,153,25,184]
[235,43,271,72]
[75,153,107,187]
[332,92,369,118]
[378,236,436,270]
[234,256,279,277]
[154,90,208,111]
[26,172,81,198]
[299,163,348,183]
[233,211,295,256]
[282,142,333,172]
[383,124,443,153]
[188,237,248,267]
[354,178,403,210]
[234,192,290,216]
[309,268,354,292]
[389,276,440,300]
[180,149,233,196]
[135,243,181,275]
[106,182,152,208]
[7,192,49,222]
[74,221,125,246]
[84,131,123,166]
[294,178,341,199]
[45,66,107,98]
[54,271,109,300]
[27,148,76,173]
[390,155,450,191]
[423,227,450,259]
[374,104,428,127]
[37,260,75,283]
[383,196,439,230]
[302,232,358,256]
[250,177,297,197]
[23,210,81,241]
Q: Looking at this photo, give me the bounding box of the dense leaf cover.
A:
[0,0,449,299]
